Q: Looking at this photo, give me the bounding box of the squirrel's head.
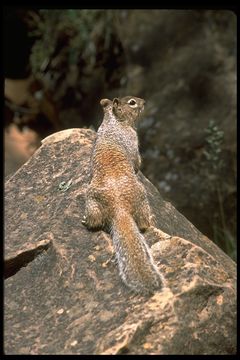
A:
[100,96,145,127]
[112,96,145,126]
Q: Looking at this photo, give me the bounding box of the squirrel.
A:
[82,96,165,295]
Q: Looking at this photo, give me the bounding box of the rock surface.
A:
[4,129,236,354]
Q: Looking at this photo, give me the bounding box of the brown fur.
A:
[83,96,165,294]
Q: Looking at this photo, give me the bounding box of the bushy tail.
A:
[111,210,165,294]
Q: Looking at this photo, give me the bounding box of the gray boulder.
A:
[4,129,236,354]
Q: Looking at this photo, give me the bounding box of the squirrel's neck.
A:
[98,107,121,132]
[97,108,137,141]
[94,107,140,172]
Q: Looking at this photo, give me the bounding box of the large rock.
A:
[4,129,236,354]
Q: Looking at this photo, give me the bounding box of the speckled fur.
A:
[84,96,164,294]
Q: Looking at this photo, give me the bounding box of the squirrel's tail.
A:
[111,209,165,294]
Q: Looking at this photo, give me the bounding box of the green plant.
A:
[203,119,236,261]
[203,119,224,172]
[27,9,117,75]
[212,224,236,262]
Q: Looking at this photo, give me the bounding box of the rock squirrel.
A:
[83,96,165,294]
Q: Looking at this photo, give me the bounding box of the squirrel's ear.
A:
[100,98,111,108]
[113,98,119,108]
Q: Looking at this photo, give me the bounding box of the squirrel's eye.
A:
[128,99,137,106]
